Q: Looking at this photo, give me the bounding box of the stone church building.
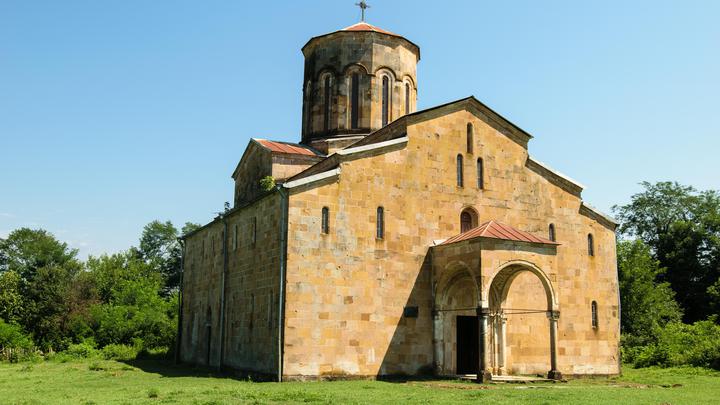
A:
[179,20,620,382]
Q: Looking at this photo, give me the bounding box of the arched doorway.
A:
[433,263,480,376]
[487,262,561,379]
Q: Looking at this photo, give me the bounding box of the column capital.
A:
[476,307,491,317]
[547,310,560,321]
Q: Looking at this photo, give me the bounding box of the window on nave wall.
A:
[476,158,484,189]
[548,223,556,242]
[376,206,385,239]
[466,123,474,154]
[460,208,478,233]
[587,233,595,256]
[456,154,464,187]
[321,207,329,234]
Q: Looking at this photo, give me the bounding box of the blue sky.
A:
[1,0,718,258]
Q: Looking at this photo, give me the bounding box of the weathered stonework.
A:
[180,22,620,381]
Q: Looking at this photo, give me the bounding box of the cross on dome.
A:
[355,1,370,22]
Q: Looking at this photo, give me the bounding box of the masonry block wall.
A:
[181,193,282,375]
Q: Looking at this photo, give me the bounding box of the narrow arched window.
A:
[376,206,384,239]
[382,76,390,126]
[251,217,257,245]
[324,75,332,131]
[456,154,464,187]
[461,212,473,233]
[476,158,484,189]
[350,73,360,129]
[591,301,598,329]
[405,82,411,115]
[548,224,556,242]
[587,233,594,256]
[466,123,474,154]
[321,207,329,234]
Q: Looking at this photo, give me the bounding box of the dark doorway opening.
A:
[456,315,479,374]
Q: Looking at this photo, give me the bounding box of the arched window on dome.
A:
[477,158,484,189]
[456,154,464,187]
[350,73,360,129]
[382,76,390,126]
[405,82,411,115]
[323,75,332,131]
[466,123,474,154]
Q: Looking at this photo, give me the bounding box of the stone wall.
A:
[180,192,283,375]
[282,107,619,378]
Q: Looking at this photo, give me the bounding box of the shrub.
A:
[64,340,100,359]
[0,320,37,362]
[625,319,720,369]
[101,344,138,361]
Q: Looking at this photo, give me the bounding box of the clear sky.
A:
[1,0,718,258]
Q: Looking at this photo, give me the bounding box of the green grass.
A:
[1,360,719,404]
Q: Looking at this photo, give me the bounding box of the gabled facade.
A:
[179,22,620,382]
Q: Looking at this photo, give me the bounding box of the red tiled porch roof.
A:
[255,139,323,156]
[439,220,559,246]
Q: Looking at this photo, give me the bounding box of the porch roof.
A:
[437,220,560,246]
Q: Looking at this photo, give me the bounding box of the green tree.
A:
[138,221,182,293]
[0,228,78,280]
[0,271,23,323]
[614,182,720,322]
[617,239,682,343]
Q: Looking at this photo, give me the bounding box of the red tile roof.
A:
[255,139,322,156]
[439,220,559,246]
[341,22,400,37]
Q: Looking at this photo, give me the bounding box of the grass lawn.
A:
[1,360,719,404]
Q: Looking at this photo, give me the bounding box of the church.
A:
[178,15,621,382]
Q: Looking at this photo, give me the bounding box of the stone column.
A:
[547,310,562,380]
[475,307,492,383]
[498,314,507,376]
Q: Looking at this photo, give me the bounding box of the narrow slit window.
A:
[588,233,594,256]
[252,217,257,245]
[376,206,384,239]
[476,158,484,189]
[382,76,390,126]
[548,224,556,242]
[467,123,474,153]
[591,301,598,329]
[324,75,332,131]
[351,73,360,129]
[456,154,464,187]
[233,224,238,250]
[405,82,411,115]
[321,207,330,234]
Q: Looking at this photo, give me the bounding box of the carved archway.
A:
[484,261,561,379]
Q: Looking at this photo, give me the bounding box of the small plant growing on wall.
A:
[259,176,276,191]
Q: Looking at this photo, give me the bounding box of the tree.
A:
[138,221,182,293]
[617,239,682,343]
[0,228,78,280]
[181,222,201,236]
[614,182,720,322]
[0,271,23,324]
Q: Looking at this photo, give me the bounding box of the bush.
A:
[101,344,138,361]
[64,340,100,359]
[0,320,38,362]
[624,319,720,369]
